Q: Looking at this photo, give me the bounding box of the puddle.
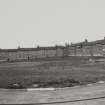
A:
[27,87,55,91]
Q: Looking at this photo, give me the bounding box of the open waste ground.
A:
[0,57,105,104]
[1,57,105,88]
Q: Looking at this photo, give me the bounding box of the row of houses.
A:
[0,38,105,61]
[67,38,105,56]
[0,46,65,61]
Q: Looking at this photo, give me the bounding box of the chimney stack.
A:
[85,39,88,43]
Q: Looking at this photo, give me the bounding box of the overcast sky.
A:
[0,0,105,48]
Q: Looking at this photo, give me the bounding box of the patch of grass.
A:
[0,59,105,88]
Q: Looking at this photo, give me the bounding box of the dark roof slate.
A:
[0,46,64,52]
[70,39,105,47]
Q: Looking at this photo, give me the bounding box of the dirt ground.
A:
[1,83,105,104]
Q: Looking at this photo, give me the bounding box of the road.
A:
[1,83,105,105]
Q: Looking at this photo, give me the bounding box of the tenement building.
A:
[0,38,105,61]
[67,38,105,56]
[0,46,65,61]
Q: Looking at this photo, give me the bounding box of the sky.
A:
[0,0,105,48]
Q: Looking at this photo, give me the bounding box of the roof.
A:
[0,46,64,52]
[70,39,105,47]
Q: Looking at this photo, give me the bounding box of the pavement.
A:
[1,83,105,105]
